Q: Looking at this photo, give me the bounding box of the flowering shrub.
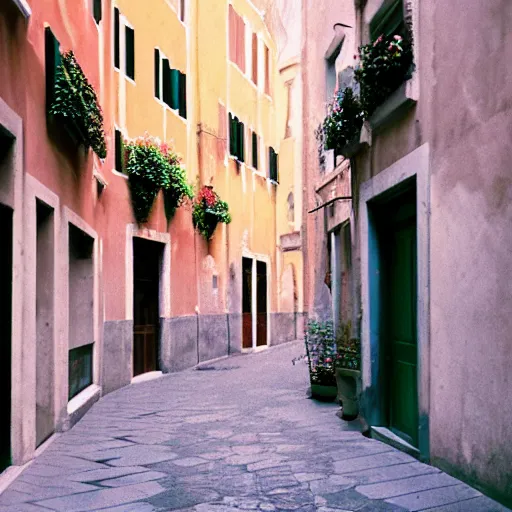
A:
[335,321,361,371]
[48,51,107,159]
[323,87,364,154]
[124,133,193,224]
[354,33,414,117]
[192,186,232,240]
[304,320,337,386]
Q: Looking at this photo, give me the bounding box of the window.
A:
[252,33,258,84]
[264,44,271,95]
[229,114,244,162]
[114,128,124,172]
[114,7,120,68]
[180,0,185,22]
[69,344,93,400]
[93,0,102,24]
[252,132,258,169]
[154,49,187,118]
[269,147,278,183]
[125,26,135,80]
[370,0,405,41]
[229,5,245,72]
[45,27,61,111]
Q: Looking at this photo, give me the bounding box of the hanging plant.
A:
[48,51,107,159]
[322,87,364,155]
[192,186,232,241]
[124,133,193,224]
[354,33,415,117]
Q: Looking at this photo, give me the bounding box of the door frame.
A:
[241,249,271,350]
[125,225,171,377]
[359,143,430,460]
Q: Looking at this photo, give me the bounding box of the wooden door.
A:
[133,238,161,376]
[0,204,12,471]
[256,261,267,346]
[242,257,253,349]
[385,195,418,446]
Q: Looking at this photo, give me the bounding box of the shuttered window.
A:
[125,26,135,80]
[229,114,245,162]
[179,72,187,119]
[252,33,258,84]
[269,147,278,183]
[93,0,102,24]
[162,58,172,106]
[229,5,246,72]
[370,0,405,41]
[252,132,258,169]
[45,27,61,111]
[114,8,120,68]
[115,129,124,173]
[154,49,160,99]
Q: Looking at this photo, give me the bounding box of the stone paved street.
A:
[0,342,509,512]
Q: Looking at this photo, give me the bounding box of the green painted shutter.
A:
[44,27,61,111]
[229,113,234,156]
[238,121,244,162]
[370,0,404,41]
[170,69,180,110]
[93,0,102,24]
[252,132,258,169]
[179,72,187,119]
[115,129,124,172]
[154,49,160,99]
[162,59,171,107]
[125,26,135,80]
[114,8,120,68]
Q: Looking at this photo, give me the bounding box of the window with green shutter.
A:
[162,59,172,107]
[237,121,245,162]
[269,147,278,183]
[45,27,61,112]
[252,132,258,169]
[93,0,102,24]
[114,8,120,68]
[178,72,187,119]
[170,69,180,110]
[370,0,405,41]
[228,114,245,161]
[125,26,135,80]
[154,49,160,99]
[115,128,124,173]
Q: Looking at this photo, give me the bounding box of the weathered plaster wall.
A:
[427,0,512,505]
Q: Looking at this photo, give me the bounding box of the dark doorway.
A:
[242,257,253,349]
[133,238,162,376]
[0,203,12,471]
[256,261,267,347]
[36,201,55,446]
[378,186,418,447]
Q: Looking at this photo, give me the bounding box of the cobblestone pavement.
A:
[1,342,509,512]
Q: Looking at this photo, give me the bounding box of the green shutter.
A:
[170,69,180,110]
[229,113,234,156]
[252,132,258,169]
[179,72,187,119]
[115,129,124,172]
[162,59,171,106]
[238,121,244,162]
[370,0,404,40]
[114,8,120,68]
[45,27,61,112]
[93,0,102,24]
[154,49,160,99]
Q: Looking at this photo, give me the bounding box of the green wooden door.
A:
[386,199,418,447]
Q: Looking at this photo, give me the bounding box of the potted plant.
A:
[48,51,107,159]
[334,321,361,420]
[192,185,232,240]
[304,319,337,401]
[354,33,415,117]
[322,87,364,158]
[124,133,192,224]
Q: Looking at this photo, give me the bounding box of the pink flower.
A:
[394,35,402,41]
[325,358,332,363]
[388,44,394,51]
[373,35,383,46]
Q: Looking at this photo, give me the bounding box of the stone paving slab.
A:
[0,341,509,512]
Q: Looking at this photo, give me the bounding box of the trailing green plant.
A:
[323,87,364,154]
[192,185,232,240]
[48,51,107,158]
[335,321,361,371]
[354,32,415,117]
[304,319,337,386]
[124,133,193,224]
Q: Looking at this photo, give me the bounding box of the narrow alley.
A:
[0,342,508,512]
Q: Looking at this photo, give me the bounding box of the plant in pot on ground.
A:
[48,51,107,159]
[192,185,232,241]
[304,319,337,401]
[335,321,361,420]
[354,32,415,117]
[124,133,193,224]
[322,87,364,157]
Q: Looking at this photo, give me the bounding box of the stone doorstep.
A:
[370,427,420,459]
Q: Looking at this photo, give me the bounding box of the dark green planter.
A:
[310,384,338,402]
[335,367,361,419]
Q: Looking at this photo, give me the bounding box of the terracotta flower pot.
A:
[335,367,360,419]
